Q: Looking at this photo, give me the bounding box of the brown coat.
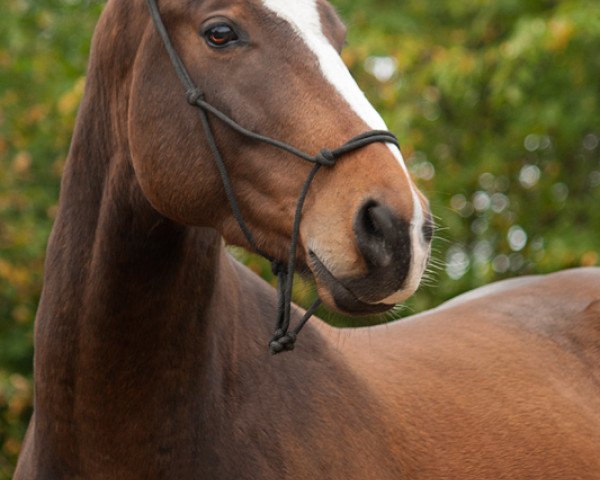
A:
[15,0,600,478]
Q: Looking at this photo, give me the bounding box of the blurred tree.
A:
[0,0,598,477]
[0,1,103,476]
[336,0,600,311]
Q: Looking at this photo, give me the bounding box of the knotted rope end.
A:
[269,332,297,355]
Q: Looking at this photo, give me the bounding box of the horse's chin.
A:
[307,251,394,316]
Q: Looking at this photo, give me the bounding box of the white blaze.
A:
[261,0,428,303]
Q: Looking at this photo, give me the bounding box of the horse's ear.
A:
[317,0,347,53]
[89,0,149,74]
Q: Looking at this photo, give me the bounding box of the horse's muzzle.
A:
[307,199,422,314]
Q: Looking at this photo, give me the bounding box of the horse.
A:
[15,0,600,478]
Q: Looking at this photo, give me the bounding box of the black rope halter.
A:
[146,0,401,354]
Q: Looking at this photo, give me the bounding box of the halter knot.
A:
[269,332,297,355]
[315,148,336,166]
[186,88,204,105]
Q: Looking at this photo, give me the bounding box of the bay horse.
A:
[15,0,600,478]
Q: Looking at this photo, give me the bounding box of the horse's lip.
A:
[308,251,393,315]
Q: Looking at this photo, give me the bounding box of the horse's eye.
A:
[204,24,239,48]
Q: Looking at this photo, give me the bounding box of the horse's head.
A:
[122,0,432,315]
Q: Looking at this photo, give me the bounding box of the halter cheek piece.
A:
[146,0,401,354]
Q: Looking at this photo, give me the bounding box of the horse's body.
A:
[16,228,600,478]
[15,0,600,478]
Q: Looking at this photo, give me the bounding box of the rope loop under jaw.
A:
[146,0,402,355]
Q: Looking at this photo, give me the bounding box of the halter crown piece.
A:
[146,0,401,354]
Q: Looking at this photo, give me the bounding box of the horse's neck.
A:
[32,79,260,473]
[32,146,398,477]
[32,153,386,477]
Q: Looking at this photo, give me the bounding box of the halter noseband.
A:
[146,0,401,354]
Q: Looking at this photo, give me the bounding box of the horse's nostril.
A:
[354,201,410,271]
[367,204,395,239]
[359,201,384,239]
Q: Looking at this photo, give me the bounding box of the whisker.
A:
[426,264,446,272]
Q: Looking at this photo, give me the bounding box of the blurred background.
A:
[1,0,599,476]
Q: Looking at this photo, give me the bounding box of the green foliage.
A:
[0,0,599,477]
[0,1,103,476]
